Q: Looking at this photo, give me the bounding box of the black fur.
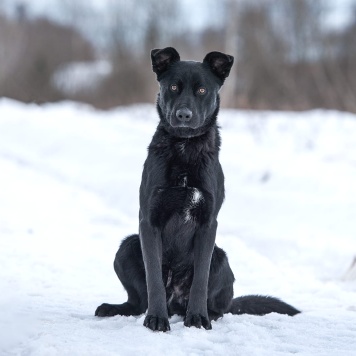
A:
[95,47,300,332]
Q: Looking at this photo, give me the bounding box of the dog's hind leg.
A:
[207,245,235,321]
[95,234,148,317]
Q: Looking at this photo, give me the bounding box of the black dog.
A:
[95,47,300,332]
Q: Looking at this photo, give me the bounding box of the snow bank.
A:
[0,98,355,355]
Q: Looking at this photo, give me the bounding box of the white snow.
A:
[0,98,356,355]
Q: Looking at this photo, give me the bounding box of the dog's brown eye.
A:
[170,84,178,92]
[198,87,206,95]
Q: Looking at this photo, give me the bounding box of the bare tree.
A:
[0,11,94,103]
[2,0,356,112]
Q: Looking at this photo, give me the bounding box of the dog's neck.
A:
[149,123,221,164]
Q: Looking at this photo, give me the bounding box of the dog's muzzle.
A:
[176,108,192,123]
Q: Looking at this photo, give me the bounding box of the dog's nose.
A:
[176,108,192,122]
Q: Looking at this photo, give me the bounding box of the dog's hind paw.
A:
[144,315,170,332]
[95,303,122,317]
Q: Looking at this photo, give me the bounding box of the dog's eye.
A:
[170,84,178,92]
[198,87,206,95]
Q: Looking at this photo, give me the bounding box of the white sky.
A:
[1,0,354,29]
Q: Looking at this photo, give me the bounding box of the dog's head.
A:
[151,47,234,138]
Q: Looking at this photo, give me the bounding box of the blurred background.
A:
[1,0,356,111]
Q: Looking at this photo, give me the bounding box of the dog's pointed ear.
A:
[203,51,234,83]
[151,47,180,78]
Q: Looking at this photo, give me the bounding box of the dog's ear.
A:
[203,51,234,83]
[151,47,180,78]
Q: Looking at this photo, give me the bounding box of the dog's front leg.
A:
[184,220,217,330]
[139,220,170,332]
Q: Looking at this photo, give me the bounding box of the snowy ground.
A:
[0,98,356,355]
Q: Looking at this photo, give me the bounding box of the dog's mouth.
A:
[169,109,202,130]
[170,120,199,129]
[157,102,206,136]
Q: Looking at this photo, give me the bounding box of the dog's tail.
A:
[228,295,300,316]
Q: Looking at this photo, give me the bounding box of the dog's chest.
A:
[176,172,188,188]
[169,142,202,186]
[147,136,217,229]
[168,150,205,209]
[165,170,204,222]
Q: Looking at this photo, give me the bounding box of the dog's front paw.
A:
[184,313,212,330]
[144,315,170,332]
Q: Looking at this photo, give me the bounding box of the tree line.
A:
[1,0,356,112]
